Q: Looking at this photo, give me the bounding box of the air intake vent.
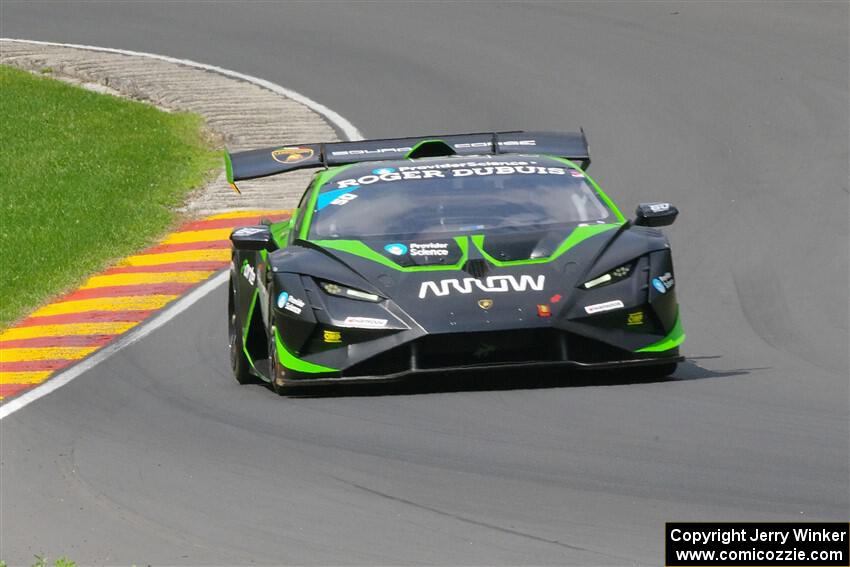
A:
[463,259,490,278]
[405,140,457,159]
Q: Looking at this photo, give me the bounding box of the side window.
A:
[291,178,317,241]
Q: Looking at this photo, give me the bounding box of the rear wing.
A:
[224,130,590,191]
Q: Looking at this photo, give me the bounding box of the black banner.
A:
[666,523,849,566]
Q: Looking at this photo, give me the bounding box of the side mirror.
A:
[634,202,678,227]
[230,225,274,250]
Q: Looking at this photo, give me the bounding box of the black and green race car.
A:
[225,131,683,392]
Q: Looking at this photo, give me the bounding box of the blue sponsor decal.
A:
[277,291,290,308]
[651,278,667,294]
[372,167,396,175]
[384,243,408,256]
[316,186,359,210]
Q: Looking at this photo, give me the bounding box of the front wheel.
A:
[644,362,677,379]
[228,276,253,385]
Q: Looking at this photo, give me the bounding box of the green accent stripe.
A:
[300,163,359,240]
[313,236,470,272]
[548,156,626,223]
[242,288,260,373]
[314,225,616,271]
[274,327,338,373]
[242,288,258,343]
[270,217,292,248]
[224,151,234,184]
[243,289,337,376]
[471,223,619,267]
[636,313,685,352]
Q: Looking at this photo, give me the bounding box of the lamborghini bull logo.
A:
[271,146,314,164]
[418,275,545,299]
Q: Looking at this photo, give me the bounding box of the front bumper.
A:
[282,327,682,385]
[281,354,684,386]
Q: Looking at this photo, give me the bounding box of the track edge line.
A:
[0,272,229,420]
[0,38,360,418]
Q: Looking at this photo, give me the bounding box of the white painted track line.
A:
[0,39,361,419]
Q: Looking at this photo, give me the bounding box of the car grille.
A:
[416,329,558,369]
[340,330,636,377]
[343,344,410,377]
[463,258,489,278]
[568,334,633,363]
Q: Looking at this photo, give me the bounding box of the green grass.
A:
[0,65,219,328]
[31,556,75,567]
[0,556,76,567]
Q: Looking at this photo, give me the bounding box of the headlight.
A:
[582,262,634,289]
[320,281,381,302]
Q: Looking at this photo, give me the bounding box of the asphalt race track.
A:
[2,2,848,564]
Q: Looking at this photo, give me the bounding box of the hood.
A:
[292,224,628,333]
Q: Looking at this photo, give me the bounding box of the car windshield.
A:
[308,159,614,240]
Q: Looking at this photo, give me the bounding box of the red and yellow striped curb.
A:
[0,210,290,402]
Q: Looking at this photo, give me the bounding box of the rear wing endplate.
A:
[225,130,590,191]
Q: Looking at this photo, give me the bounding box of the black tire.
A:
[228,276,254,385]
[644,362,677,379]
